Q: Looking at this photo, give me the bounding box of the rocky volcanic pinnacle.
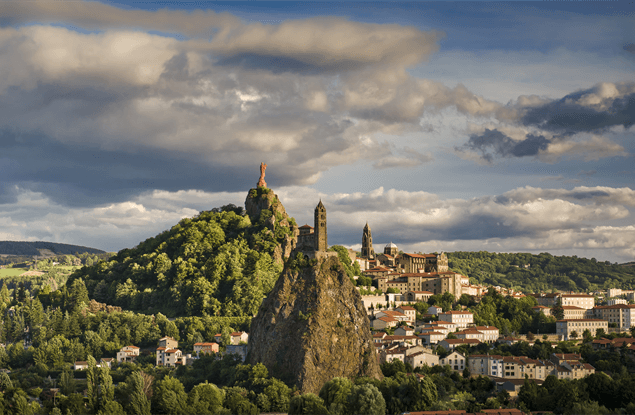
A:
[245,187,298,264]
[246,255,383,394]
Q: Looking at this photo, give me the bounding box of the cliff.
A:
[245,187,299,264]
[246,255,382,393]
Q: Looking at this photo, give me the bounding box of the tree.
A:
[59,371,76,395]
[319,377,353,415]
[0,372,13,391]
[288,393,328,415]
[347,383,386,415]
[99,366,116,406]
[86,356,98,413]
[570,330,579,339]
[223,387,258,415]
[262,378,290,413]
[0,283,10,305]
[153,376,187,415]
[396,374,438,412]
[127,372,151,415]
[551,299,564,321]
[188,382,224,415]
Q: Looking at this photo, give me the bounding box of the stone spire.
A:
[361,222,375,259]
[314,200,327,252]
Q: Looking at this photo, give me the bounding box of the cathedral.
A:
[361,223,375,259]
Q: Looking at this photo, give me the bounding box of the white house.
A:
[427,305,443,315]
[230,332,249,345]
[116,346,140,363]
[394,326,415,336]
[373,316,399,330]
[439,351,466,372]
[157,348,185,367]
[405,351,439,368]
[438,338,481,350]
[395,306,416,322]
[438,311,473,329]
[419,331,445,345]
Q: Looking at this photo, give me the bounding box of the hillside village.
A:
[273,200,635,398]
[66,198,635,400]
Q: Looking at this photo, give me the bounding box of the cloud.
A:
[452,81,634,164]
[455,126,627,164]
[3,185,633,263]
[519,82,635,133]
[373,146,433,169]
[0,13,504,208]
[456,129,550,163]
[2,2,443,73]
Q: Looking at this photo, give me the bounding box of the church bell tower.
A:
[314,200,327,252]
[361,223,375,259]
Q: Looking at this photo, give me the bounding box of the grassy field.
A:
[0,268,26,277]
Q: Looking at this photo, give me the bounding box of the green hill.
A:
[0,241,105,256]
[448,251,635,293]
[67,189,297,317]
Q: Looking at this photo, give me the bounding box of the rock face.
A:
[246,255,383,394]
[245,187,299,264]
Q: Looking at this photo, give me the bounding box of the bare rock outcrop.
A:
[246,255,382,394]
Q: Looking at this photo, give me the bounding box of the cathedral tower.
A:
[314,200,327,252]
[361,223,375,259]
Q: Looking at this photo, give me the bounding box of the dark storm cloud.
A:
[521,89,635,133]
[624,43,635,54]
[0,129,258,207]
[456,129,550,163]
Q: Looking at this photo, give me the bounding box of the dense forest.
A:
[448,251,635,293]
[67,199,293,318]
[0,241,105,257]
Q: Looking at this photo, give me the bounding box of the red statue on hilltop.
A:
[257,162,267,188]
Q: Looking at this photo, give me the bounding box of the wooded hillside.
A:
[67,201,294,317]
[0,241,105,256]
[448,251,635,293]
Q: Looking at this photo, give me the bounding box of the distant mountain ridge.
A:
[0,241,106,256]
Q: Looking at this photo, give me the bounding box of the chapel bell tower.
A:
[314,200,327,252]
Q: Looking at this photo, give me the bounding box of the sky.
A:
[0,1,633,263]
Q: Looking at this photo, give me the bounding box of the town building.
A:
[372,316,399,330]
[590,304,635,331]
[438,311,474,329]
[439,351,466,371]
[556,319,608,340]
[230,332,249,345]
[438,338,481,350]
[193,342,219,356]
[395,306,416,322]
[419,331,446,345]
[560,294,595,309]
[427,305,443,315]
[116,345,140,363]
[158,336,178,350]
[469,355,504,378]
[403,290,434,302]
[396,252,449,273]
[156,348,185,367]
[376,272,463,298]
[561,306,587,320]
[405,351,439,368]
